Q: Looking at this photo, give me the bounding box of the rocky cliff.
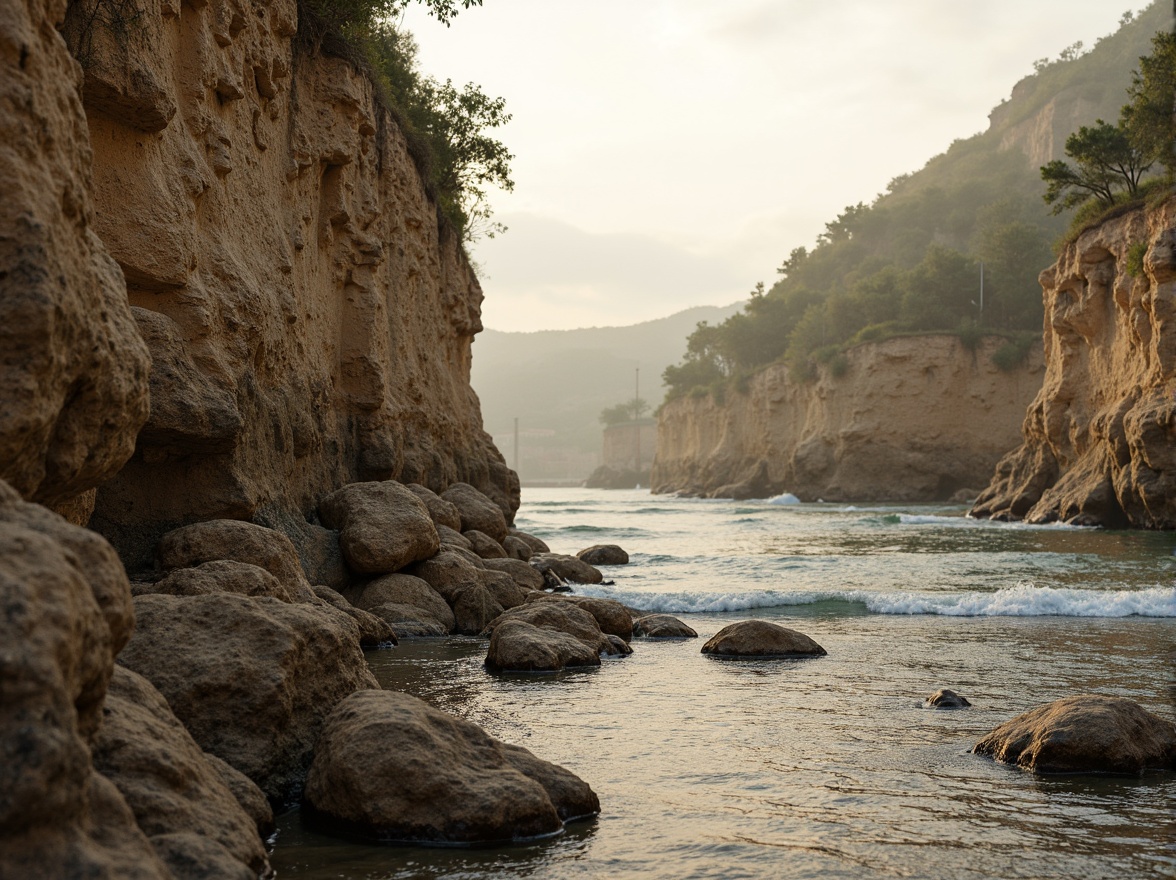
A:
[971,198,1176,528]
[651,336,1043,502]
[0,0,518,571]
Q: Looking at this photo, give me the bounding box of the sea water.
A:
[271,489,1176,879]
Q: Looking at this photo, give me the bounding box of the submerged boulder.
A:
[576,544,629,565]
[117,593,379,804]
[303,690,599,844]
[486,620,603,673]
[530,553,603,585]
[700,620,826,658]
[924,688,971,709]
[319,481,440,575]
[972,695,1176,774]
[633,614,698,639]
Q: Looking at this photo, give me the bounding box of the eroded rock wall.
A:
[55,0,516,569]
[971,199,1176,528]
[651,335,1043,502]
[0,0,151,523]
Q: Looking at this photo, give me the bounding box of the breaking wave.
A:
[573,583,1176,618]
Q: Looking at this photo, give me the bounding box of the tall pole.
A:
[979,262,984,321]
[513,417,519,474]
[634,367,640,479]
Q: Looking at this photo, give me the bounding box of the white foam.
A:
[766,493,801,505]
[574,583,1176,618]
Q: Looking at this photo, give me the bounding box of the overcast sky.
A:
[402,1,1148,331]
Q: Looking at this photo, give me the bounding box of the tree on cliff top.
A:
[599,398,650,426]
[1040,120,1151,212]
[300,2,513,243]
[1122,29,1176,177]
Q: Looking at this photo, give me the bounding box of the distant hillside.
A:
[663,2,1172,400]
[472,303,743,481]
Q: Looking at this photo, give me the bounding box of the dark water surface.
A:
[271,491,1176,879]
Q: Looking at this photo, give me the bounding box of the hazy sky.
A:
[402,1,1146,331]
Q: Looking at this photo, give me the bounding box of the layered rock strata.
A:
[971,199,1176,527]
[652,335,1043,502]
[39,0,518,570]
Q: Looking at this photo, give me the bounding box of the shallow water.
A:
[271,490,1176,879]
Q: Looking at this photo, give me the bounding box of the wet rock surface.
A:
[303,690,598,844]
[577,544,630,565]
[530,553,604,585]
[118,593,379,804]
[633,614,698,639]
[701,620,827,658]
[972,695,1176,774]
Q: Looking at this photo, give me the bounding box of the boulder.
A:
[451,583,506,636]
[604,634,633,656]
[924,688,971,709]
[366,604,451,637]
[486,620,603,673]
[700,620,827,658]
[405,483,462,531]
[0,482,167,879]
[509,528,550,554]
[117,593,379,804]
[502,535,533,561]
[484,602,616,658]
[311,585,398,647]
[530,553,603,585]
[633,614,698,638]
[464,529,508,559]
[479,569,531,610]
[972,695,1176,774]
[576,544,629,565]
[291,522,350,593]
[436,524,472,550]
[482,557,547,592]
[525,593,633,641]
[319,481,440,575]
[203,754,274,838]
[303,690,598,843]
[440,482,508,543]
[404,550,485,604]
[139,560,294,602]
[92,667,270,879]
[451,547,487,569]
[345,573,455,634]
[157,519,317,603]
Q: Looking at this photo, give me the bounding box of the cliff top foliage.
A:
[299,0,513,243]
[663,2,1171,402]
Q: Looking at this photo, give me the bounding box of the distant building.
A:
[603,418,657,472]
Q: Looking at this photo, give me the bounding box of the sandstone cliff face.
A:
[651,336,1043,502]
[0,0,151,522]
[971,199,1176,528]
[44,0,516,568]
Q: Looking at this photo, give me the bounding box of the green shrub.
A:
[1125,240,1149,277]
[991,333,1038,372]
[829,354,849,378]
[956,318,984,352]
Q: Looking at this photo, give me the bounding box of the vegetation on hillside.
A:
[663,4,1172,401]
[299,0,513,242]
[599,398,650,427]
